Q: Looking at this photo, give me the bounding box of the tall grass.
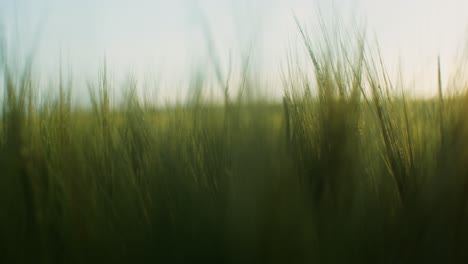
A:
[1,21,468,264]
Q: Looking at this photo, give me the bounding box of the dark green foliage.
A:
[1,27,468,264]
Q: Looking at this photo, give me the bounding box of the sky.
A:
[1,0,468,101]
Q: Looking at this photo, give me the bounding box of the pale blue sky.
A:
[1,0,467,100]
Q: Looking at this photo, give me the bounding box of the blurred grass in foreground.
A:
[1,21,468,264]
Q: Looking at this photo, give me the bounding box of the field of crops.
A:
[1,24,468,263]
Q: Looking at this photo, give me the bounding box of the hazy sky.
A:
[1,0,467,99]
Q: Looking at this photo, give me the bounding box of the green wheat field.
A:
[1,21,468,263]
